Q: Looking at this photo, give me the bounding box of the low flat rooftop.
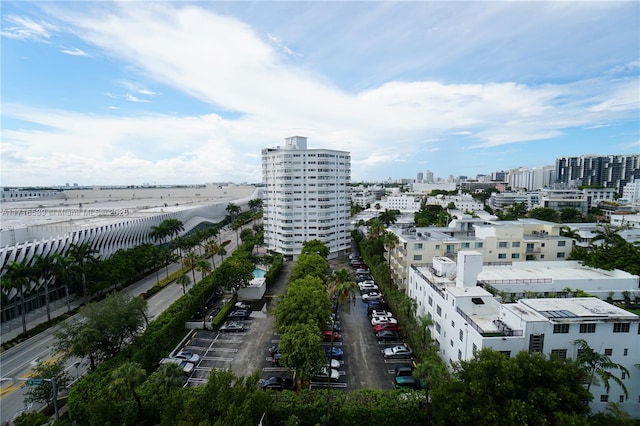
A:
[479,261,635,283]
[519,298,638,321]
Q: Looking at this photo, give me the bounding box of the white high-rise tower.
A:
[262,136,351,259]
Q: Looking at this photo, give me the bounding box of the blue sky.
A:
[1,1,638,186]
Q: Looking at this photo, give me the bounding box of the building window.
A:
[621,372,626,379]
[414,243,423,249]
[413,254,423,261]
[428,296,433,306]
[461,243,470,248]
[511,253,520,259]
[499,351,511,357]
[472,343,477,353]
[458,349,462,360]
[451,321,455,328]
[556,252,565,258]
[436,305,441,317]
[613,323,630,333]
[512,242,520,248]
[553,324,570,334]
[600,395,609,403]
[558,241,566,247]
[450,339,454,347]
[474,242,483,248]
[624,348,628,356]
[498,253,507,259]
[604,349,613,356]
[550,349,567,359]
[580,324,596,333]
[459,330,464,341]
[619,395,625,403]
[435,322,441,333]
[498,241,508,248]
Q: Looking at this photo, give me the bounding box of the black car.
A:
[394,365,414,377]
[376,330,401,342]
[355,274,373,282]
[367,302,389,315]
[227,309,251,320]
[258,376,295,391]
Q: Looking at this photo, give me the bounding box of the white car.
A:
[362,292,383,302]
[358,282,379,292]
[160,358,195,374]
[173,351,200,363]
[369,310,392,318]
[313,366,340,381]
[371,316,398,326]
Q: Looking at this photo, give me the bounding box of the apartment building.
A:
[387,219,573,290]
[555,154,640,194]
[262,136,351,259]
[622,180,640,204]
[408,252,640,417]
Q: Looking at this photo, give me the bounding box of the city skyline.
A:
[2,2,639,187]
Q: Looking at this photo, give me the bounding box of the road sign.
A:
[26,378,44,385]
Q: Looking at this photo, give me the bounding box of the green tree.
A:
[195,258,211,280]
[528,207,560,222]
[574,339,630,399]
[382,230,400,268]
[204,240,221,269]
[182,250,199,285]
[290,252,329,282]
[32,255,55,322]
[175,274,191,295]
[54,292,148,369]
[214,257,254,295]
[149,221,169,248]
[107,361,147,418]
[68,241,98,298]
[248,198,263,211]
[278,322,325,386]
[226,202,241,221]
[23,359,72,413]
[560,207,583,223]
[275,276,332,333]
[413,346,448,425]
[51,253,74,313]
[301,239,330,258]
[2,259,33,334]
[378,209,401,226]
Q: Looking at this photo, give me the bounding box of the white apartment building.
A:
[507,165,555,191]
[538,189,589,215]
[622,180,640,203]
[489,191,540,210]
[262,136,351,259]
[387,219,573,291]
[582,187,618,208]
[611,212,640,229]
[409,252,640,417]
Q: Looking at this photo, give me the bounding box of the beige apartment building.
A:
[387,218,573,291]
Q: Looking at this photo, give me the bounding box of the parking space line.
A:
[213,339,243,344]
[208,348,238,353]
[204,357,234,362]
[310,382,348,388]
[384,359,414,364]
[262,367,295,372]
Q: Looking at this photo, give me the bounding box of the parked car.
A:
[313,366,340,381]
[227,309,251,320]
[355,274,373,282]
[376,330,401,342]
[394,365,414,377]
[322,330,341,342]
[258,376,295,391]
[392,376,424,390]
[367,301,389,314]
[160,358,195,374]
[371,316,398,326]
[271,353,282,366]
[219,321,245,332]
[235,301,252,310]
[383,345,413,359]
[268,344,281,357]
[362,292,383,302]
[324,347,344,360]
[369,309,392,318]
[358,282,379,292]
[172,351,200,363]
[373,323,399,333]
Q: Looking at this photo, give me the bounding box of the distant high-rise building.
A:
[425,170,434,183]
[262,136,351,259]
[491,171,506,182]
[555,155,640,193]
[416,172,424,182]
[508,166,554,191]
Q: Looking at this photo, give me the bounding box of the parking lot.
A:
[169,248,414,391]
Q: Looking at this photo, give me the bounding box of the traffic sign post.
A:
[26,378,45,386]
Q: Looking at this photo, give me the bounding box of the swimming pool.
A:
[253,268,266,279]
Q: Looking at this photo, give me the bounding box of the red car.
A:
[322,330,341,342]
[373,323,399,333]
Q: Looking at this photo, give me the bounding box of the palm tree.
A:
[574,339,630,399]
[378,209,400,227]
[51,253,74,313]
[2,259,33,333]
[68,242,98,299]
[204,240,220,269]
[107,361,147,417]
[32,255,55,322]
[231,220,243,246]
[149,222,169,248]
[164,218,185,242]
[195,259,211,280]
[417,314,434,349]
[560,226,580,243]
[382,230,400,268]
[591,224,624,247]
[182,251,199,285]
[226,202,241,221]
[367,219,385,241]
[175,274,191,295]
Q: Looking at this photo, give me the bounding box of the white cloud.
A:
[106,106,119,110]
[0,15,56,42]
[124,94,151,103]
[60,47,89,56]
[267,33,298,56]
